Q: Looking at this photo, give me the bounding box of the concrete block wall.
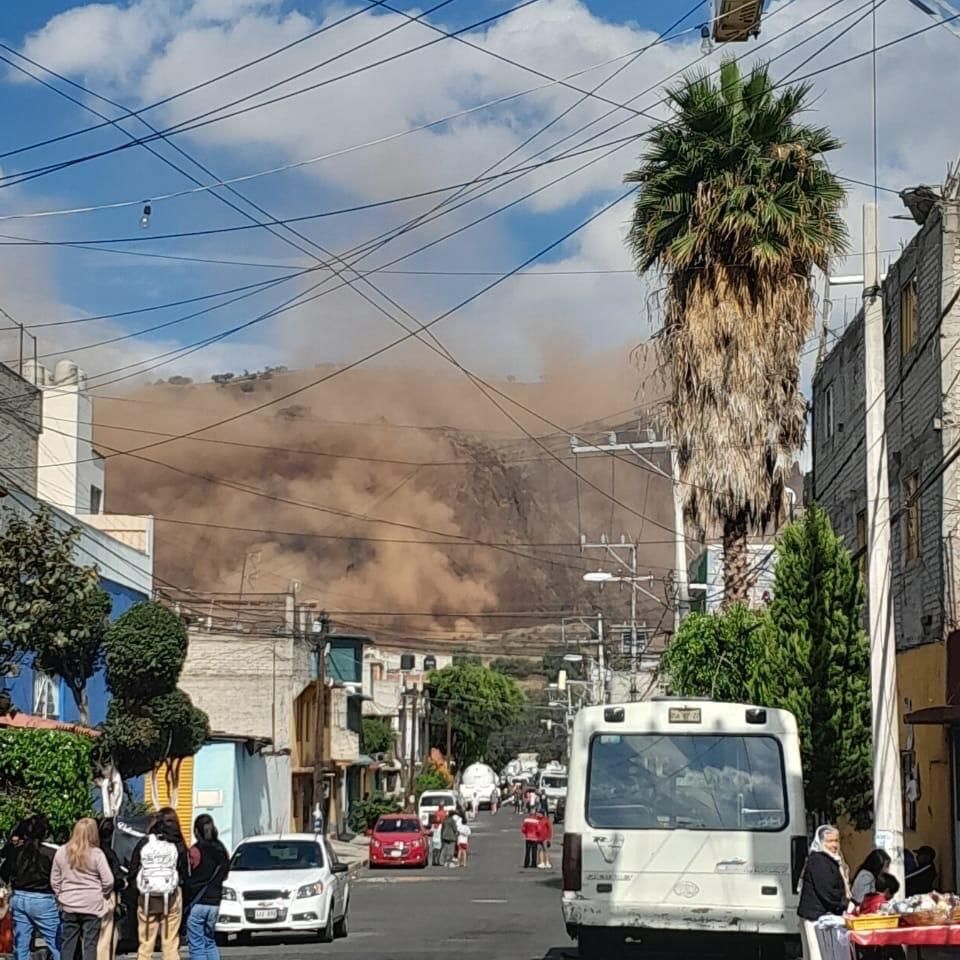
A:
[812,201,960,649]
[180,630,314,751]
[0,362,41,495]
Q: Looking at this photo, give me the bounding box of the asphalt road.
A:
[217,810,572,959]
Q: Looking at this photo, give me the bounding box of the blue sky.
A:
[0,0,957,386]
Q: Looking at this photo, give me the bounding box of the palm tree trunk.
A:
[722,512,750,606]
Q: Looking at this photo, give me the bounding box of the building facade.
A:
[811,198,960,885]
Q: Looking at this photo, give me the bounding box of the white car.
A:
[417,790,458,827]
[216,834,350,944]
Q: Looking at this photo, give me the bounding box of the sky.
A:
[0,0,958,392]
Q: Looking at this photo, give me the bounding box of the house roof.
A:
[0,713,99,736]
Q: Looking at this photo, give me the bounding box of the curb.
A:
[348,857,368,876]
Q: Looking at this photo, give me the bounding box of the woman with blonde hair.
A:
[51,818,114,960]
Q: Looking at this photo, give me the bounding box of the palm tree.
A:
[626,58,848,603]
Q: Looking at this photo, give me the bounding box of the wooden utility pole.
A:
[408,688,419,804]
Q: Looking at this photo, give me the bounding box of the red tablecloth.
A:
[851,924,960,947]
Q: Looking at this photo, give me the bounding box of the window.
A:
[904,472,921,562]
[856,510,868,582]
[587,733,787,831]
[33,672,60,719]
[824,384,835,439]
[371,662,383,682]
[901,275,919,356]
[230,840,323,871]
[89,485,103,514]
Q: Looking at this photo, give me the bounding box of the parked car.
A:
[216,834,349,944]
[417,790,458,827]
[368,814,428,869]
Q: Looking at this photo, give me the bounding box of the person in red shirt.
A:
[521,813,540,869]
[859,872,900,914]
[536,812,553,870]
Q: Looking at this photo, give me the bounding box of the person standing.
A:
[536,811,553,869]
[184,815,229,960]
[0,815,61,960]
[430,819,443,867]
[439,811,457,867]
[456,819,471,868]
[797,825,849,960]
[96,818,124,960]
[51,818,114,960]
[521,811,540,869]
[129,810,190,960]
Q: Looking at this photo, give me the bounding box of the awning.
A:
[904,705,960,725]
[355,754,374,767]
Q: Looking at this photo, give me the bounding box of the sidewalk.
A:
[331,833,369,874]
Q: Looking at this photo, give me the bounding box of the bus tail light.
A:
[563,832,582,891]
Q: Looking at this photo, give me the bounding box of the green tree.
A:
[489,657,539,679]
[414,764,451,797]
[659,605,769,702]
[762,505,872,827]
[361,717,396,756]
[626,59,847,601]
[0,505,112,724]
[0,728,95,841]
[429,663,524,767]
[100,601,209,807]
[485,707,565,771]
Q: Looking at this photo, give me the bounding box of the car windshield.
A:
[376,818,422,834]
[542,776,566,789]
[587,734,787,831]
[230,840,324,871]
[421,794,455,808]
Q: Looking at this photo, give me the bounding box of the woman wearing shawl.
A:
[798,825,849,960]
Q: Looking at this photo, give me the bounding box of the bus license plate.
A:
[669,707,701,724]
[254,910,277,920]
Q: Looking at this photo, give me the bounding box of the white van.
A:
[417,790,457,827]
[561,700,806,959]
[538,765,567,813]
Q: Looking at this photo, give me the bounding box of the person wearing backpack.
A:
[184,816,229,960]
[128,813,189,960]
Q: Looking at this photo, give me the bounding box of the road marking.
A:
[358,875,458,883]
[471,898,507,903]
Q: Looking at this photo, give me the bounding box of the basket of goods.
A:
[896,894,960,927]
[845,914,900,932]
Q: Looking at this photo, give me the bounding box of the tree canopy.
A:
[659,506,872,827]
[0,505,112,723]
[429,663,525,767]
[626,59,847,601]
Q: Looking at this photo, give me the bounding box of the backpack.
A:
[136,835,180,914]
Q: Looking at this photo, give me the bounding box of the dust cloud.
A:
[96,345,677,637]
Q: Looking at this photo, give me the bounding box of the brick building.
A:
[811,197,960,886]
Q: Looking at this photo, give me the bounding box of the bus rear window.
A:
[587,734,787,832]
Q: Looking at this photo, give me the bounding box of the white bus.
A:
[561,700,807,959]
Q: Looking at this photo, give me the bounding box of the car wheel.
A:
[317,909,335,943]
[418,858,428,869]
[234,931,252,947]
[333,904,349,939]
[214,933,228,948]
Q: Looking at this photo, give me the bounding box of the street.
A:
[216,812,572,959]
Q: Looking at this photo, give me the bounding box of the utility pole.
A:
[596,611,605,705]
[863,202,905,885]
[408,687,419,805]
[445,709,453,764]
[311,614,329,838]
[571,434,690,628]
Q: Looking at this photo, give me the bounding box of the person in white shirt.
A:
[456,820,471,868]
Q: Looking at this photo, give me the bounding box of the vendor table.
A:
[850,925,960,948]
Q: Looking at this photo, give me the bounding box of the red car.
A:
[368,814,428,869]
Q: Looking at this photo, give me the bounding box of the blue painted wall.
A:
[5,577,147,725]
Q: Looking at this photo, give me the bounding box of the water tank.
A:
[21,361,49,386]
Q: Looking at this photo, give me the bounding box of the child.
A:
[456,819,471,868]
[430,818,443,867]
[859,873,900,914]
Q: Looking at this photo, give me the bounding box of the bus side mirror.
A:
[790,836,808,893]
